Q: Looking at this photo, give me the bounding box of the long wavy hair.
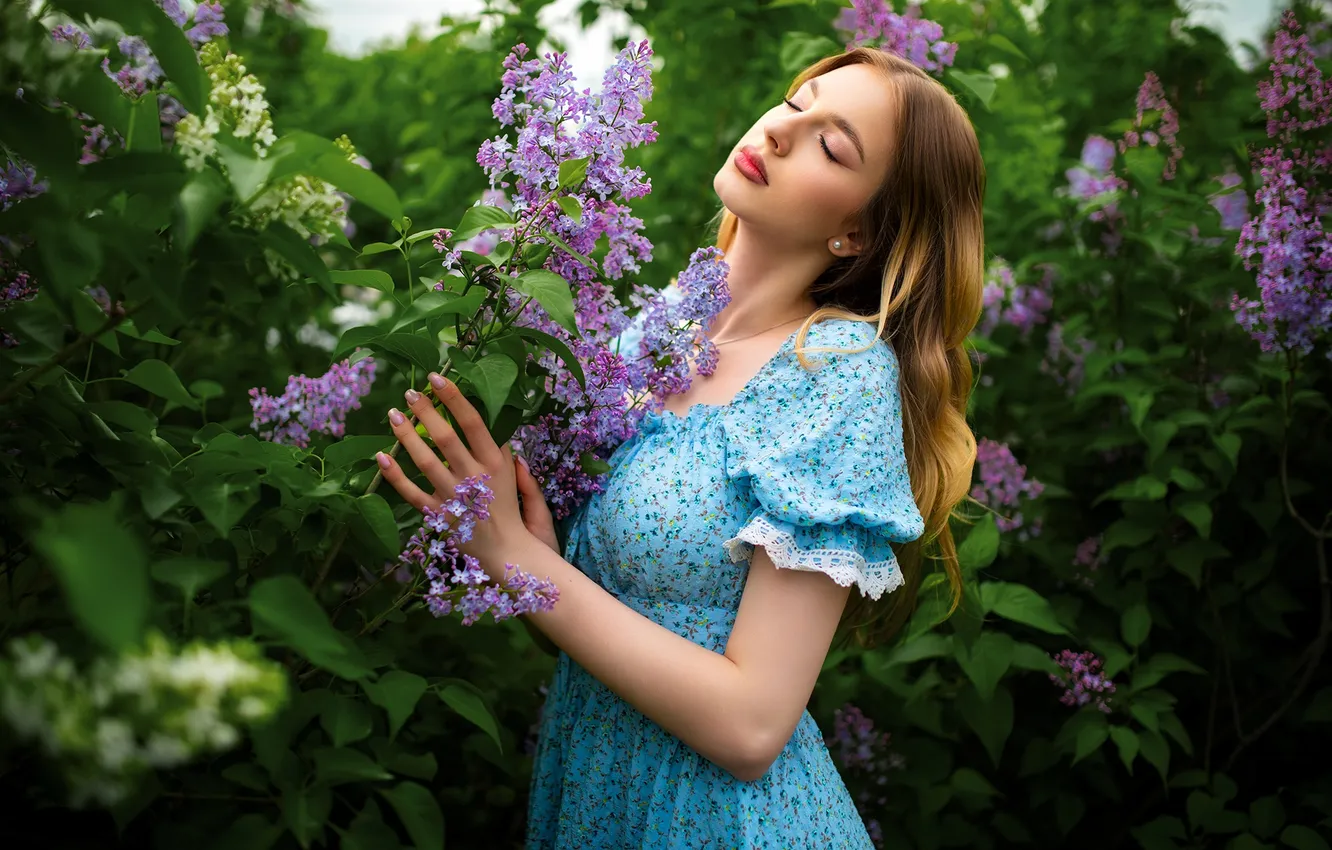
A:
[714,47,985,649]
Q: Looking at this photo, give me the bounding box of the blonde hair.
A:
[715,48,985,649]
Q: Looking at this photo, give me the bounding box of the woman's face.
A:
[714,62,897,252]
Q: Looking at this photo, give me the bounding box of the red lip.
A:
[735,146,768,185]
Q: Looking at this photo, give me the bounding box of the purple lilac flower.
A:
[248,356,378,448]
[1209,171,1249,231]
[834,0,958,73]
[825,704,905,849]
[975,258,1053,337]
[1039,321,1095,393]
[51,24,92,50]
[625,247,732,395]
[1,160,45,211]
[103,36,166,97]
[1049,650,1116,713]
[971,438,1044,533]
[1065,135,1127,201]
[1118,71,1183,180]
[1,261,38,349]
[80,123,113,165]
[186,2,228,47]
[396,474,560,624]
[1231,11,1332,356]
[156,0,188,27]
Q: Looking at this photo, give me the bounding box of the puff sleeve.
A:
[721,321,925,600]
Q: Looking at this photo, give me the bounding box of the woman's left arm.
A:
[379,375,848,782]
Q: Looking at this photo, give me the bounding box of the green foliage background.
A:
[1,0,1330,848]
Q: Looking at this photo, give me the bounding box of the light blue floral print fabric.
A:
[526,317,925,849]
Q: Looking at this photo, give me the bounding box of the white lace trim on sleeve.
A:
[722,514,904,601]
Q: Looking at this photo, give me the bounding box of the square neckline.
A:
[657,324,806,423]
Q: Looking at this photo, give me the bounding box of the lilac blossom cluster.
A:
[464,42,729,518]
[248,356,377,448]
[834,0,958,73]
[1118,71,1183,180]
[1231,11,1332,357]
[975,258,1054,338]
[1049,649,1116,713]
[1,261,38,348]
[1064,135,1128,254]
[1039,322,1095,393]
[825,704,905,848]
[395,475,559,625]
[1209,171,1249,231]
[1,160,45,212]
[1070,535,1103,589]
[971,438,1044,533]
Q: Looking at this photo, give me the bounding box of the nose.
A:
[762,111,795,157]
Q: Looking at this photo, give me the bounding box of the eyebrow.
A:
[809,78,866,164]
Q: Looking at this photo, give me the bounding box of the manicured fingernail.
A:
[428,373,446,389]
[388,408,406,426]
[376,451,392,469]
[404,388,421,404]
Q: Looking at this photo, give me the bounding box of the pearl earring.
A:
[833,240,843,250]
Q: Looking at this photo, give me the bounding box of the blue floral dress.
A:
[525,317,925,849]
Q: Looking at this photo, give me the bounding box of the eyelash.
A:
[783,98,839,164]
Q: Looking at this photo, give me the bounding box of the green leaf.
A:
[281,783,331,849]
[325,435,394,471]
[363,671,429,741]
[215,138,276,203]
[330,269,395,293]
[1175,499,1213,539]
[321,696,374,747]
[980,582,1070,635]
[958,514,1000,572]
[556,195,583,222]
[249,576,373,680]
[268,131,404,221]
[150,557,229,600]
[192,475,261,536]
[220,763,270,792]
[1109,726,1139,774]
[512,326,586,389]
[438,684,503,753]
[956,682,1014,767]
[453,204,516,242]
[176,169,228,252]
[512,269,578,334]
[1249,797,1285,840]
[360,241,400,257]
[378,782,445,850]
[778,32,840,75]
[1072,714,1109,764]
[352,494,401,560]
[1214,432,1242,468]
[951,767,1000,797]
[208,814,285,850]
[1138,727,1171,784]
[374,333,441,374]
[261,223,333,290]
[948,70,997,109]
[33,498,148,651]
[987,33,1028,61]
[1122,602,1152,647]
[312,747,393,785]
[558,157,591,190]
[452,353,518,427]
[1095,475,1167,505]
[340,800,403,850]
[1281,826,1331,850]
[953,631,1013,702]
[390,287,487,333]
[122,359,197,409]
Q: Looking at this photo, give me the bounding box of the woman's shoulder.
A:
[795,317,899,377]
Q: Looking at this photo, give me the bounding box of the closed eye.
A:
[783,98,840,165]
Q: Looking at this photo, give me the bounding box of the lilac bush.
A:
[825,704,906,848]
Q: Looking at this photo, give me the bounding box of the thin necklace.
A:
[710,315,809,347]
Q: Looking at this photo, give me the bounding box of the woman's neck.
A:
[709,221,826,339]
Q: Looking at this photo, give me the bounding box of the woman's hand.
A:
[376,372,533,569]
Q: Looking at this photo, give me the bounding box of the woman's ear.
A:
[829,231,865,258]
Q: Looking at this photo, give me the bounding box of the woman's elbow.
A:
[724,729,784,783]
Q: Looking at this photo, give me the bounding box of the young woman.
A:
[377,45,984,848]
